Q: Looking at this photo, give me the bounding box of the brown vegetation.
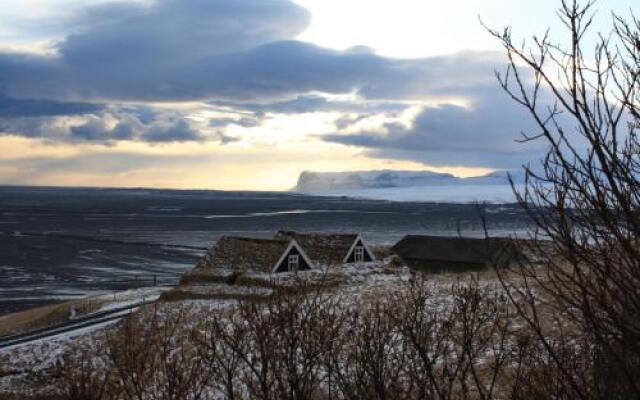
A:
[37,276,543,400]
[0,298,104,337]
[484,0,640,398]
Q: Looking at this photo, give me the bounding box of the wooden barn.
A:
[391,235,521,273]
[275,230,376,267]
[197,236,315,273]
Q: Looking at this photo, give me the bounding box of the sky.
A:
[0,0,636,190]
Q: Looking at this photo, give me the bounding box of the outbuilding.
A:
[391,235,522,273]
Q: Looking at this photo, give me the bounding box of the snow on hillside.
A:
[313,184,524,203]
[294,170,525,203]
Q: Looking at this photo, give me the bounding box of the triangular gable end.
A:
[344,235,376,264]
[272,240,315,273]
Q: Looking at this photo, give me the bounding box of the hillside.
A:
[294,170,525,192]
[293,169,526,203]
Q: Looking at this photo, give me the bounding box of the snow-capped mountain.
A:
[294,170,524,192]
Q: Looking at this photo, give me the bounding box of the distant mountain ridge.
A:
[294,170,524,192]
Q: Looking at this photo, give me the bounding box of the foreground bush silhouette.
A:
[485,0,640,398]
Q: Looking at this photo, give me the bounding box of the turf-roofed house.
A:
[197,236,315,273]
[275,230,376,267]
[392,235,522,273]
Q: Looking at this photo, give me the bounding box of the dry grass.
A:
[0,297,105,337]
[233,274,278,289]
[178,269,239,285]
[160,288,273,303]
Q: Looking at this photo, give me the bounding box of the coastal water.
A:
[0,186,531,314]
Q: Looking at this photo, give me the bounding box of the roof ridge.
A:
[219,236,290,244]
[277,230,358,236]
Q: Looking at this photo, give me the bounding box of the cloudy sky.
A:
[0,0,634,190]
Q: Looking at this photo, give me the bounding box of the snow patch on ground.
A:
[92,287,169,312]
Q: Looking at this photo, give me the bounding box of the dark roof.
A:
[391,235,517,265]
[275,230,358,266]
[197,236,291,273]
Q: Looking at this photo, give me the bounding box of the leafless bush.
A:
[266,291,344,400]
[195,283,345,400]
[195,310,248,400]
[154,308,211,400]
[108,305,210,400]
[48,274,601,400]
[53,305,210,400]
[322,277,521,400]
[106,310,161,400]
[327,301,409,400]
[54,346,112,400]
[485,0,640,398]
[391,278,517,400]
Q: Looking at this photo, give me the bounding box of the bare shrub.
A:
[106,310,160,400]
[154,308,211,400]
[321,276,520,400]
[327,301,409,400]
[267,290,344,400]
[196,283,345,400]
[195,309,249,400]
[389,278,517,400]
[54,346,112,400]
[103,305,209,400]
[485,0,640,398]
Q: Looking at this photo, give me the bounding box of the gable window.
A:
[288,254,300,272]
[354,246,364,263]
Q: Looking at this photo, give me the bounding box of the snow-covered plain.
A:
[311,184,524,203]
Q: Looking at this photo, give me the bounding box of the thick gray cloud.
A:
[0,109,209,144]
[69,115,111,141]
[0,0,506,103]
[214,94,409,115]
[0,0,313,102]
[140,119,203,143]
[209,116,263,128]
[322,87,549,169]
[0,95,103,118]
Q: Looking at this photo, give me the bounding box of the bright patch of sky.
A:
[294,0,635,58]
